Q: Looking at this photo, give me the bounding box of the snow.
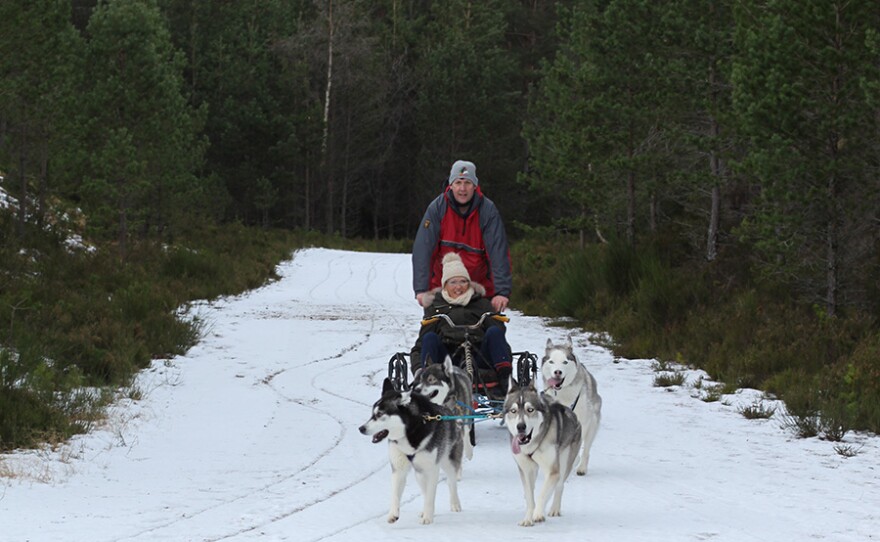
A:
[1,248,878,542]
[0,183,94,253]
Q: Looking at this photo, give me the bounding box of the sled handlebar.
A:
[421,311,508,329]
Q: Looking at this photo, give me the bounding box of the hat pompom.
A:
[442,252,460,265]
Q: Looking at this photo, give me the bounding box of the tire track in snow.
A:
[201,404,386,542]
[108,397,357,542]
[306,253,345,300]
[108,314,384,542]
[205,316,406,540]
[332,257,355,301]
[211,289,423,540]
[363,256,380,303]
[113,251,416,542]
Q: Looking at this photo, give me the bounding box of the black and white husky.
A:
[359,378,464,525]
[503,380,582,526]
[541,335,602,475]
[412,355,475,460]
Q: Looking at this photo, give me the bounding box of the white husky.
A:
[541,335,602,475]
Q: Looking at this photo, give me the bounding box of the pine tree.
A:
[660,0,737,262]
[411,0,521,202]
[732,1,880,316]
[524,0,680,245]
[522,2,611,244]
[0,0,83,241]
[81,0,206,256]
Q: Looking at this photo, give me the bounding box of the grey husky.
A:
[412,355,475,460]
[359,378,464,525]
[503,380,582,526]
[541,335,602,475]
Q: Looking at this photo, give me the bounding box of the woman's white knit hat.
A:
[441,252,470,285]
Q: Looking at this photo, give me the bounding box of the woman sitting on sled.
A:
[410,252,513,396]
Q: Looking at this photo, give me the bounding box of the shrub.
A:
[0,387,71,449]
[739,401,776,419]
[834,444,861,457]
[654,371,687,387]
[823,331,880,434]
[512,236,577,315]
[0,218,303,451]
[161,247,220,283]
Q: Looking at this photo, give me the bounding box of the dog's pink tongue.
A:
[547,377,562,388]
[511,435,521,455]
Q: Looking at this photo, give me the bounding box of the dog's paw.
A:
[532,512,546,523]
[450,501,462,512]
[548,508,562,517]
[518,517,535,527]
[419,514,434,525]
[387,514,399,523]
[577,457,589,475]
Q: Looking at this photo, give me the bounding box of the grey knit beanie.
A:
[448,160,479,186]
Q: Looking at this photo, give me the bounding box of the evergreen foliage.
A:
[2,0,880,447]
[80,0,207,255]
[731,1,880,317]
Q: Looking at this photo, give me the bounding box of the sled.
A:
[387,312,538,416]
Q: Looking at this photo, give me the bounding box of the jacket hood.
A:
[420,281,487,308]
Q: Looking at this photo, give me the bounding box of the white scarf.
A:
[441,286,474,306]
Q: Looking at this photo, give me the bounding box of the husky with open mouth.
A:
[541,335,602,475]
[359,378,464,525]
[503,379,582,526]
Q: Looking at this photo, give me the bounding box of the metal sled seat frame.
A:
[387,350,536,417]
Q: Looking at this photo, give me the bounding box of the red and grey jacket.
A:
[412,186,511,299]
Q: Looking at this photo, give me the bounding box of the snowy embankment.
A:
[1,248,877,542]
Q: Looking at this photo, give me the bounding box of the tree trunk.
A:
[341,105,352,238]
[373,191,380,240]
[707,182,720,262]
[37,141,48,229]
[305,161,311,230]
[826,182,837,318]
[707,123,721,263]
[16,122,27,241]
[579,205,586,249]
[626,168,635,244]
[706,60,721,263]
[626,117,636,244]
[321,0,335,235]
[117,178,128,261]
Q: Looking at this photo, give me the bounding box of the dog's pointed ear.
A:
[382,378,394,395]
[508,375,519,393]
[545,338,553,350]
[424,353,435,367]
[565,334,574,351]
[442,355,454,374]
